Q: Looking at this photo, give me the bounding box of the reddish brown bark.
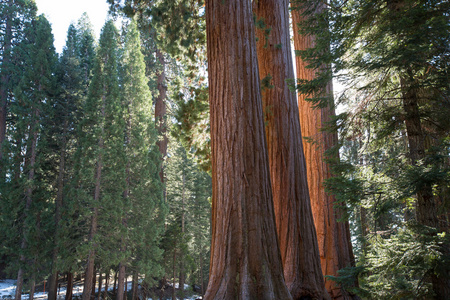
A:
[292,6,356,300]
[65,272,73,300]
[204,0,292,298]
[254,0,328,299]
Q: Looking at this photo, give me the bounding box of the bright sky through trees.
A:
[35,0,109,53]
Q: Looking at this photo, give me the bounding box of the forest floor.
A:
[0,278,201,299]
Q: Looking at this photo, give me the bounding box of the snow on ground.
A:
[0,279,201,299]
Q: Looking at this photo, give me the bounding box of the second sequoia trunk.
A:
[254,0,328,299]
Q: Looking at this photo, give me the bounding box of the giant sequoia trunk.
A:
[253,0,328,299]
[204,0,292,298]
[291,6,357,300]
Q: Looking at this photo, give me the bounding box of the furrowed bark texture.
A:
[254,0,328,299]
[292,6,356,300]
[204,0,292,299]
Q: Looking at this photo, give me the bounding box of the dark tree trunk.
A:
[65,272,73,300]
[291,4,357,299]
[172,250,177,300]
[92,266,97,298]
[113,268,118,294]
[117,263,126,300]
[131,271,138,300]
[104,269,110,299]
[254,0,329,299]
[98,271,103,300]
[203,0,292,298]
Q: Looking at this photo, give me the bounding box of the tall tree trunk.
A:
[172,250,177,300]
[29,277,35,300]
[117,263,126,300]
[15,107,40,300]
[48,120,68,300]
[65,272,73,300]
[179,173,186,299]
[82,94,105,300]
[92,266,97,297]
[291,4,357,299]
[254,0,328,298]
[204,0,292,298]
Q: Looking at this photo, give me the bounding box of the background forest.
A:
[0,0,449,300]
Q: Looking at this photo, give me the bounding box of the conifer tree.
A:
[46,23,84,300]
[10,14,57,300]
[0,0,37,173]
[77,20,122,300]
[114,19,166,300]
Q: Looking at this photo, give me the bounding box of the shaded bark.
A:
[131,271,138,300]
[292,4,357,299]
[204,0,292,298]
[98,272,103,300]
[117,263,126,300]
[104,269,110,299]
[254,0,328,298]
[65,272,73,300]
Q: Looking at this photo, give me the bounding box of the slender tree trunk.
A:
[204,0,292,298]
[291,4,357,299]
[65,272,73,300]
[254,0,329,298]
[98,271,103,300]
[92,266,97,298]
[15,106,40,300]
[29,278,35,300]
[172,250,177,300]
[117,263,126,300]
[104,269,109,299]
[82,95,105,300]
[49,120,68,300]
[113,268,118,294]
[131,271,138,300]
[179,173,186,299]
